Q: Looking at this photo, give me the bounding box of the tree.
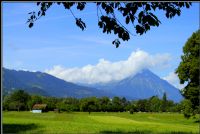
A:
[180,99,193,119]
[56,100,66,112]
[121,97,128,110]
[112,96,123,112]
[56,97,80,112]
[148,96,161,112]
[176,30,200,110]
[99,96,110,112]
[136,99,149,112]
[125,101,137,113]
[5,90,30,111]
[80,97,99,114]
[166,100,175,112]
[3,95,11,111]
[27,2,191,48]
[161,92,167,112]
[27,95,43,110]
[43,97,58,111]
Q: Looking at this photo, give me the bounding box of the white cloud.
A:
[162,72,186,90]
[45,49,171,84]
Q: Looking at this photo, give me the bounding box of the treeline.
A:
[2,90,195,116]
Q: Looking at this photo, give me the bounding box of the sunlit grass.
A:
[3,111,199,134]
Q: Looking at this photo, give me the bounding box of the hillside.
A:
[3,68,112,98]
[82,69,183,102]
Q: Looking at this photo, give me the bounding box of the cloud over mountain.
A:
[163,72,186,90]
[45,49,171,84]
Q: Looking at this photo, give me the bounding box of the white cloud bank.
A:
[45,49,171,84]
[163,72,186,90]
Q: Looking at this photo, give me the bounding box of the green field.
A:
[3,111,199,134]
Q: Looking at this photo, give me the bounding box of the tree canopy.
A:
[3,90,30,111]
[176,30,200,109]
[4,90,184,113]
[27,2,191,48]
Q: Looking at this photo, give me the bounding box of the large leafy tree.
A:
[99,96,110,112]
[148,96,161,112]
[176,30,200,109]
[27,2,191,48]
[3,90,30,111]
[80,97,99,114]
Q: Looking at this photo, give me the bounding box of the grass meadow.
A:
[3,111,199,134]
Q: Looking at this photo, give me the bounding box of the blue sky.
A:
[2,2,199,88]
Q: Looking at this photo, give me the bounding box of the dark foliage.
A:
[176,30,200,110]
[3,90,30,111]
[3,90,189,114]
[27,2,191,47]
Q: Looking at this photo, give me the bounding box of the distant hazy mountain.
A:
[2,68,112,98]
[3,68,183,102]
[82,69,183,102]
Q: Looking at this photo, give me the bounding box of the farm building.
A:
[32,104,48,113]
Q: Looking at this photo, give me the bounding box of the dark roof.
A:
[32,104,47,110]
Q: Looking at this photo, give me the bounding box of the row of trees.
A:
[3,90,197,118]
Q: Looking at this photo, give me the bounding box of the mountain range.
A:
[82,69,183,102]
[2,68,112,98]
[2,68,183,102]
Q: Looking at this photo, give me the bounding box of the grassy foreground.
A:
[3,111,199,134]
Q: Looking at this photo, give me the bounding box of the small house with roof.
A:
[32,104,47,113]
